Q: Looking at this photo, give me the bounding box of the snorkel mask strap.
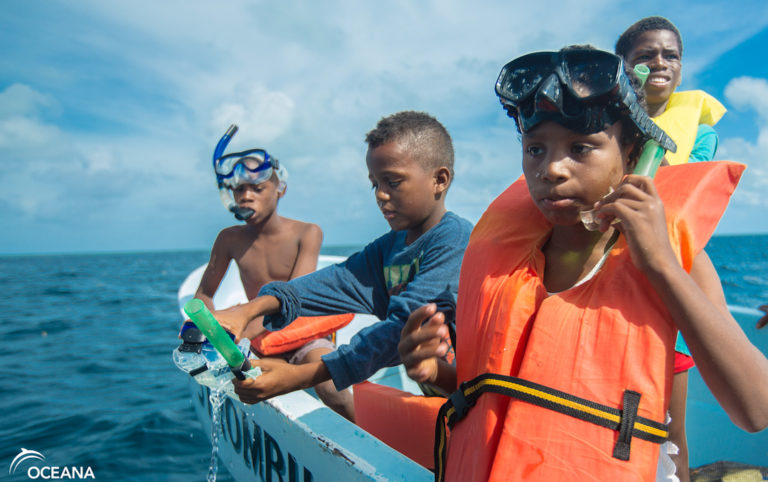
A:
[614,72,677,153]
[212,125,255,221]
[273,158,288,195]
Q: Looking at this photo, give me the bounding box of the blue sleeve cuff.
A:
[258,281,302,331]
[321,349,355,391]
[689,124,719,162]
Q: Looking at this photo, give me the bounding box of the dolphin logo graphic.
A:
[9,448,45,475]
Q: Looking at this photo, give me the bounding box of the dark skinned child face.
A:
[366,140,447,244]
[522,121,631,226]
[231,179,282,225]
[625,29,682,113]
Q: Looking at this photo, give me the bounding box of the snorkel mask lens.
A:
[496,50,621,105]
[495,48,676,152]
[215,149,276,189]
[229,160,273,188]
[561,49,623,98]
[495,52,554,104]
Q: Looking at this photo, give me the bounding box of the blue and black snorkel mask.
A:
[495,48,676,153]
[212,125,287,221]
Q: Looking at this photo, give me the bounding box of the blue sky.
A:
[1,1,768,255]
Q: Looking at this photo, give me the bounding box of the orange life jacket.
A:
[443,161,744,481]
[352,162,744,480]
[250,313,354,355]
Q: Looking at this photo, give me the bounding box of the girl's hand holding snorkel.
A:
[592,174,678,276]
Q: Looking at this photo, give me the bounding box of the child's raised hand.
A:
[398,303,450,385]
[594,174,678,275]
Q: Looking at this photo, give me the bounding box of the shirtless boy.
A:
[195,142,353,419]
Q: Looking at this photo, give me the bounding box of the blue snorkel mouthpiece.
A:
[212,124,255,221]
[231,206,255,221]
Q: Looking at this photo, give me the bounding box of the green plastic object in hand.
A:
[630,65,664,177]
[633,64,650,88]
[634,139,665,178]
[183,298,249,378]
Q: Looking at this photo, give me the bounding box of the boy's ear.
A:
[277,182,287,199]
[433,166,451,197]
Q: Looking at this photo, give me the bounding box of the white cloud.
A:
[0,115,63,151]
[2,0,768,252]
[211,87,295,144]
[724,77,768,120]
[718,76,768,215]
[82,147,117,174]
[0,83,57,118]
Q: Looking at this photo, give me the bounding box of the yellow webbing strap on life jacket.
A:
[434,373,669,482]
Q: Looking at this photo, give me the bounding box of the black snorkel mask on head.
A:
[495,48,677,153]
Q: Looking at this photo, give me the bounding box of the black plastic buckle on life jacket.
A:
[433,374,668,482]
[613,389,642,461]
[448,387,472,420]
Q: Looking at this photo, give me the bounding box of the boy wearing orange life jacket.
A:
[195,140,354,420]
[400,47,768,481]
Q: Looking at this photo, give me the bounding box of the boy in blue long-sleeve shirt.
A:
[215,111,473,415]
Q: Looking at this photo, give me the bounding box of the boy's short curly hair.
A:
[615,16,683,60]
[365,111,455,178]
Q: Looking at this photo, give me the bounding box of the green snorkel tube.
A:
[632,65,666,178]
[183,298,251,380]
[579,64,672,230]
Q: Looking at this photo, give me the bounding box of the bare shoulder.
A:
[280,217,323,243]
[218,224,248,240]
[216,225,256,250]
[280,218,323,277]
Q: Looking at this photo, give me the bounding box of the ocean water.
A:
[0,237,765,481]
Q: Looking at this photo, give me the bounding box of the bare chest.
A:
[235,242,299,299]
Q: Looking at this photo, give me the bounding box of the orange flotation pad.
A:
[353,381,446,469]
[250,313,354,355]
[443,161,744,482]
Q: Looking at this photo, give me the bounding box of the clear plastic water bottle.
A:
[173,322,261,396]
[173,321,208,374]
